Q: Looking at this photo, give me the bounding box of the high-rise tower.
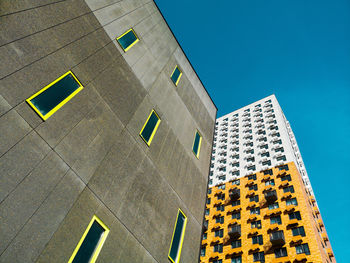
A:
[200,96,335,263]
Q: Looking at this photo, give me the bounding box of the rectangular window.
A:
[117,28,139,52]
[26,71,83,120]
[232,212,241,219]
[265,179,275,186]
[232,200,240,207]
[140,110,161,146]
[68,215,109,263]
[283,186,295,193]
[263,169,273,175]
[216,216,224,224]
[200,247,206,257]
[231,239,241,248]
[168,209,187,263]
[292,226,306,237]
[270,215,282,225]
[192,131,202,158]
[261,151,270,157]
[232,256,242,263]
[275,247,288,258]
[248,174,257,180]
[289,211,302,220]
[278,164,289,171]
[286,198,298,206]
[250,207,260,215]
[249,184,258,191]
[251,220,262,229]
[250,195,259,202]
[214,243,223,253]
[253,252,265,262]
[268,202,279,210]
[295,243,310,255]
[215,229,224,237]
[252,235,263,245]
[281,174,291,182]
[171,65,182,86]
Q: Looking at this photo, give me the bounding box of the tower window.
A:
[192,131,202,158]
[168,209,187,263]
[68,216,109,263]
[171,65,182,86]
[140,110,161,146]
[26,71,83,120]
[117,28,139,51]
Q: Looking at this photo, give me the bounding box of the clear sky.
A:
[155,0,349,261]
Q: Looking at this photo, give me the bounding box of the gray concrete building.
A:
[0,1,217,262]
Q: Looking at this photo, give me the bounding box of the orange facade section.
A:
[200,162,335,263]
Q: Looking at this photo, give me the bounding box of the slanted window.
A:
[68,215,109,263]
[192,130,202,158]
[117,28,139,51]
[171,65,182,86]
[26,71,83,120]
[140,110,161,146]
[168,209,187,263]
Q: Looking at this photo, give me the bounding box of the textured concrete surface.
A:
[0,0,216,262]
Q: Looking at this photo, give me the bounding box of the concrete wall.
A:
[0,0,216,262]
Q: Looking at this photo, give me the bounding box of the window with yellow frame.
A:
[116,28,139,52]
[140,109,161,146]
[168,209,187,263]
[192,130,202,159]
[68,215,109,263]
[26,71,83,121]
[170,65,182,86]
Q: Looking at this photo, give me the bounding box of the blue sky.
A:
[155,0,350,261]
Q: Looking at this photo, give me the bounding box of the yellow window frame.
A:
[68,215,109,263]
[168,209,188,263]
[26,70,83,121]
[192,130,202,159]
[116,28,140,52]
[171,65,183,86]
[139,109,161,146]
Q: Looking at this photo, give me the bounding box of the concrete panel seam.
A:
[0,168,71,258]
[0,0,67,18]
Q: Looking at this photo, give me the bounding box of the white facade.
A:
[210,94,314,195]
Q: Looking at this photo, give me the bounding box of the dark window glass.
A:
[270,215,282,225]
[274,247,288,258]
[27,72,82,120]
[281,175,291,182]
[169,211,187,262]
[268,202,279,210]
[286,198,298,206]
[296,243,310,255]
[200,247,206,256]
[193,131,202,157]
[231,256,242,263]
[214,244,223,253]
[250,195,259,202]
[292,226,306,237]
[232,212,241,219]
[253,252,265,262]
[252,235,263,245]
[117,29,138,51]
[231,239,241,248]
[251,220,262,229]
[140,110,160,144]
[289,211,302,220]
[72,220,105,263]
[283,186,295,193]
[171,66,182,85]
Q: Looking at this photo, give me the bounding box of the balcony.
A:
[270,231,285,246]
[327,248,334,257]
[264,190,278,203]
[228,225,241,239]
[318,219,324,227]
[229,189,240,200]
[322,233,328,241]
